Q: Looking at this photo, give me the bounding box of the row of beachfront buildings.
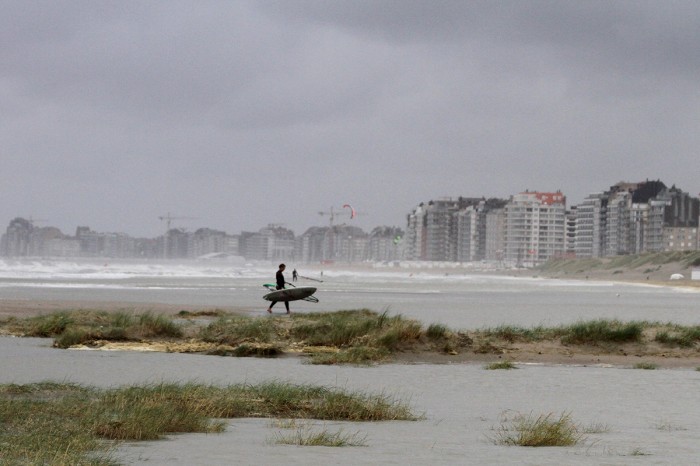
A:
[404,180,699,266]
[0,218,404,263]
[2,179,698,266]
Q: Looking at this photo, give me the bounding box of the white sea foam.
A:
[0,259,270,280]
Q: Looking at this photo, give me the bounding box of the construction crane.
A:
[318,206,340,228]
[158,212,198,233]
[158,213,198,259]
[318,205,362,228]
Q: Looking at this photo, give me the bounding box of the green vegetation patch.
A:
[481,324,558,343]
[0,381,418,464]
[426,323,449,340]
[309,346,390,365]
[559,320,643,345]
[200,316,276,345]
[272,426,368,447]
[489,412,584,447]
[7,310,700,366]
[2,310,184,348]
[484,360,518,370]
[290,310,431,360]
[654,324,700,348]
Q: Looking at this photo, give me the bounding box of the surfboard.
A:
[262,286,317,302]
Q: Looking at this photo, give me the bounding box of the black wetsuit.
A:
[269,269,289,312]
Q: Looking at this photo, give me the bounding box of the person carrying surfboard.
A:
[267,263,290,314]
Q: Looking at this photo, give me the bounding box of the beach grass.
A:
[654,325,700,348]
[272,425,368,447]
[2,310,186,349]
[3,310,700,365]
[484,360,518,370]
[481,319,645,346]
[199,316,276,345]
[559,319,643,345]
[0,381,418,464]
[489,411,584,447]
[633,362,657,370]
[309,346,390,365]
[426,323,449,340]
[481,324,558,343]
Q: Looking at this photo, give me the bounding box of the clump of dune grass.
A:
[654,419,687,431]
[633,362,657,370]
[177,309,228,318]
[654,325,700,348]
[489,411,584,447]
[199,316,275,345]
[0,381,418,464]
[483,324,560,342]
[559,320,643,345]
[231,343,283,357]
[290,309,426,359]
[426,323,448,340]
[484,360,518,370]
[309,346,389,365]
[272,425,368,447]
[3,310,185,348]
[629,447,651,456]
[580,422,611,434]
[290,309,394,347]
[28,312,75,336]
[136,312,183,338]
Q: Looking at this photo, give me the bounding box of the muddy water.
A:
[2,261,700,464]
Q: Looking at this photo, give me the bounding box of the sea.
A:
[1,258,699,465]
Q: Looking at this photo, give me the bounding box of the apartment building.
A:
[503,191,566,267]
[484,208,505,262]
[368,226,404,262]
[456,204,481,262]
[565,207,577,257]
[293,224,369,263]
[575,181,699,258]
[404,203,427,260]
[424,199,463,261]
[574,192,607,258]
[663,227,699,251]
[240,225,295,261]
[1,217,33,256]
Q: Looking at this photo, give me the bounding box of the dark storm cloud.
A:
[1,1,698,237]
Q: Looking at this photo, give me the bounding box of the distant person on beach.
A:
[267,263,290,314]
[292,268,298,281]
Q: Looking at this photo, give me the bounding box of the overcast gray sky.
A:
[2,1,698,237]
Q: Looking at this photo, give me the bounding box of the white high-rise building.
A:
[503,191,567,266]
